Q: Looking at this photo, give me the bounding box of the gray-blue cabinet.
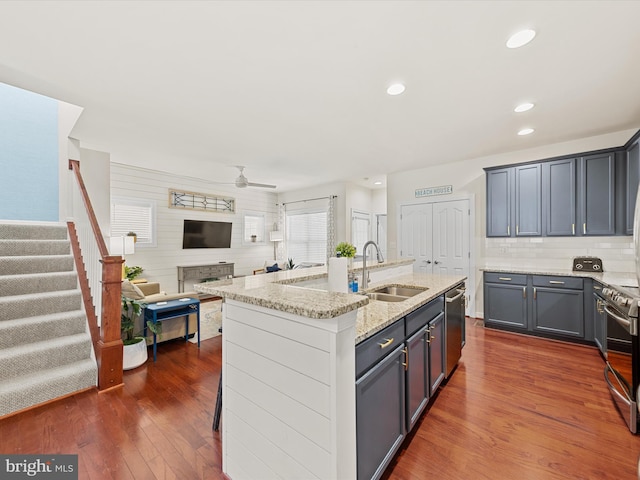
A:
[578,153,615,235]
[486,165,542,237]
[543,158,576,236]
[626,140,640,235]
[405,326,428,431]
[428,312,446,396]
[514,163,542,236]
[483,273,528,330]
[356,343,406,480]
[531,276,584,338]
[486,168,512,237]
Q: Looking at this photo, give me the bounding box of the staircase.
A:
[0,222,97,417]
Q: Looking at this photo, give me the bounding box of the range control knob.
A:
[575,264,583,269]
[593,264,601,270]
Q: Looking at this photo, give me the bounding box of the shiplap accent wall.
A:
[222,299,357,479]
[110,163,278,291]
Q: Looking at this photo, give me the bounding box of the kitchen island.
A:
[195,260,466,480]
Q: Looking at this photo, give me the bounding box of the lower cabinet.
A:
[428,312,446,396]
[532,277,584,338]
[484,272,590,343]
[356,296,447,480]
[484,273,528,330]
[356,344,406,480]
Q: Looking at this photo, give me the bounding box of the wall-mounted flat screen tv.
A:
[182,220,232,249]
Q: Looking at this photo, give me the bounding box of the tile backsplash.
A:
[484,236,634,273]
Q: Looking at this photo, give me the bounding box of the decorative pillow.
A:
[121,279,145,300]
[266,263,281,273]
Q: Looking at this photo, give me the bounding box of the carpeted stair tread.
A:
[0,239,70,256]
[0,358,97,417]
[0,223,68,240]
[0,255,74,275]
[0,333,92,382]
[0,289,81,321]
[0,310,87,349]
[0,271,77,297]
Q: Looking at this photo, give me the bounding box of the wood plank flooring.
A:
[2,320,640,479]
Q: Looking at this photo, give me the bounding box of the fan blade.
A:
[247,182,276,189]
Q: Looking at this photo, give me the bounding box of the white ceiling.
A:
[1,1,640,192]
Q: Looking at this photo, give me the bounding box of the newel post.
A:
[97,255,124,390]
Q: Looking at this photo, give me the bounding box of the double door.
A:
[400,200,470,277]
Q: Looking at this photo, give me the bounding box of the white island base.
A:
[221,298,357,479]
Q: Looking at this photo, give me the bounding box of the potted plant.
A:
[124,265,143,281]
[121,296,160,370]
[286,258,295,270]
[127,231,137,243]
[335,241,356,258]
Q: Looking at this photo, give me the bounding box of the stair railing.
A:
[68,160,123,391]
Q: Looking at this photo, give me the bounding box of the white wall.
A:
[387,127,639,317]
[58,101,83,221]
[111,163,278,291]
[79,147,111,236]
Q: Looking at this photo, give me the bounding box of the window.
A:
[286,209,327,265]
[111,197,156,247]
[243,212,265,244]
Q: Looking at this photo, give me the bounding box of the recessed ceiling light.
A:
[374,181,382,185]
[518,128,535,136]
[514,102,534,113]
[506,29,536,49]
[387,83,405,96]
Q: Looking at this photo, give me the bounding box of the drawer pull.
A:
[378,338,394,349]
[549,281,565,285]
[533,287,537,300]
[498,277,512,281]
[594,285,602,291]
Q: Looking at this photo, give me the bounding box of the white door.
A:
[400,204,434,273]
[376,214,388,260]
[432,200,470,276]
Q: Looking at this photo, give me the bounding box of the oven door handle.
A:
[603,305,637,336]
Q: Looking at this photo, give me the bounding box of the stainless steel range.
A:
[602,284,640,433]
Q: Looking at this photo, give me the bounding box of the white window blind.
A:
[111,197,156,246]
[286,209,327,265]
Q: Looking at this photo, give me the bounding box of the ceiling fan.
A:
[232,166,276,189]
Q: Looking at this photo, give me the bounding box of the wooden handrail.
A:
[68,159,124,391]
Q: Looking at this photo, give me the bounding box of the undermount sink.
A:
[365,285,428,302]
[370,285,428,297]
[365,292,410,302]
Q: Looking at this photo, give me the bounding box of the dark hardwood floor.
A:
[2,320,640,479]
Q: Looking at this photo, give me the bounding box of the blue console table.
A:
[143,298,200,362]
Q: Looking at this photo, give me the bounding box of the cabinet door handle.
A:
[499,277,512,281]
[402,347,408,371]
[425,327,431,343]
[596,299,605,314]
[378,338,394,349]
[516,225,519,235]
[507,225,510,236]
[549,280,565,285]
[594,285,602,291]
[583,223,586,235]
[572,223,575,236]
[533,287,537,300]
[523,286,526,299]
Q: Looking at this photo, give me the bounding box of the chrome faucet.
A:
[361,240,385,289]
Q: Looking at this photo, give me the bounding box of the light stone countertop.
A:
[194,258,465,344]
[482,266,638,288]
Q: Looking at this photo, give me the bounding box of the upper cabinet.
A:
[486,164,541,237]
[626,139,640,235]
[543,158,576,236]
[486,168,511,237]
[485,139,634,238]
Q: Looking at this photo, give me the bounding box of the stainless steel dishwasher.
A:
[445,283,466,378]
